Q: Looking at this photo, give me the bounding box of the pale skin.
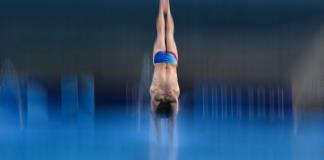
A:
[150,0,180,141]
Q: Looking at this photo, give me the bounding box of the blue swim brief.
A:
[153,51,178,65]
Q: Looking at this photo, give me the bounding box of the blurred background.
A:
[0,0,324,159]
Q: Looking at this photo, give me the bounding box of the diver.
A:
[150,0,180,141]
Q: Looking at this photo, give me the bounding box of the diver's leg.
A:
[165,0,178,58]
[153,0,166,55]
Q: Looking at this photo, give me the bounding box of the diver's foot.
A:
[164,0,170,13]
[159,0,169,13]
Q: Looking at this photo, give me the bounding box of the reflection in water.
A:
[60,74,95,132]
[79,74,95,115]
[61,75,79,116]
[27,80,48,126]
[195,84,291,120]
[149,118,178,160]
[61,74,95,117]
[0,103,323,160]
[0,59,24,129]
[0,70,323,159]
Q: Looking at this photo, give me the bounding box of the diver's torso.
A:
[150,63,180,98]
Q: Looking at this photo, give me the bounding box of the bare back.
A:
[150,63,179,115]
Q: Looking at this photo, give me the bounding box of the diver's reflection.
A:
[152,103,177,143]
[150,109,178,160]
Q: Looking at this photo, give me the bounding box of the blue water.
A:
[0,106,323,160]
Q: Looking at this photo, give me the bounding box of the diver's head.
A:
[151,94,178,118]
